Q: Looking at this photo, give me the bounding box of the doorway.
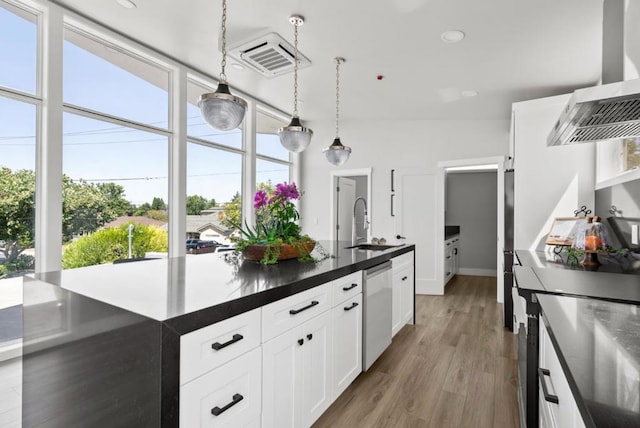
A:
[437,157,505,302]
[330,169,372,243]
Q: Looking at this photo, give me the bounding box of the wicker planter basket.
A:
[242,241,316,262]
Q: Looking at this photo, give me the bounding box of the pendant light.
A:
[278,15,313,153]
[323,57,352,166]
[198,0,247,131]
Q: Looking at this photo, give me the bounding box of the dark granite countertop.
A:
[445,225,460,240]
[31,241,414,334]
[514,265,640,305]
[516,249,640,274]
[537,294,640,428]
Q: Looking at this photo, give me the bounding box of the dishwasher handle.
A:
[365,261,392,277]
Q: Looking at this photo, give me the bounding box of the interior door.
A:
[394,168,444,295]
[336,177,356,243]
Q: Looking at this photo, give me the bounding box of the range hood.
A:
[547,0,640,146]
[547,79,640,146]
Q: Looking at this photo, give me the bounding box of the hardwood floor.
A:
[313,275,520,428]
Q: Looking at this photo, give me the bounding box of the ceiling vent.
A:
[228,32,311,78]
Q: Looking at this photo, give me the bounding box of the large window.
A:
[61,26,170,269]
[596,137,640,189]
[0,0,39,356]
[256,109,291,187]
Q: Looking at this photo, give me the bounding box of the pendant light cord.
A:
[292,22,299,117]
[335,59,340,138]
[219,0,228,83]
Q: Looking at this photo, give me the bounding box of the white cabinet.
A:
[180,347,262,428]
[331,292,362,400]
[262,309,333,428]
[392,252,415,337]
[444,236,459,285]
[538,320,586,428]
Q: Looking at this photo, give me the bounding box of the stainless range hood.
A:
[547,79,640,146]
[548,0,640,146]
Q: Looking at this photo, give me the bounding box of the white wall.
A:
[446,171,498,275]
[512,94,596,250]
[299,119,509,242]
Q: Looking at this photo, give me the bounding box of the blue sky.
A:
[0,5,289,206]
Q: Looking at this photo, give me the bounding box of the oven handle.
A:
[538,368,559,404]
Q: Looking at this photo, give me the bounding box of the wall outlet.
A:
[632,224,639,245]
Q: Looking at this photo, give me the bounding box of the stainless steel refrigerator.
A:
[503,169,515,331]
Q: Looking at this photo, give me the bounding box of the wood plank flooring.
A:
[313,275,520,428]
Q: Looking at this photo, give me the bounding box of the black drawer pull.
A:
[454,248,458,255]
[298,338,304,346]
[289,300,319,315]
[211,393,243,416]
[344,302,359,311]
[402,276,408,281]
[307,333,313,340]
[538,368,559,404]
[343,283,358,291]
[211,334,244,351]
[445,256,451,259]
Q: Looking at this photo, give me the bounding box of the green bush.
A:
[0,254,35,278]
[62,223,168,269]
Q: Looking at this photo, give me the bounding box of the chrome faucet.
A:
[352,197,369,246]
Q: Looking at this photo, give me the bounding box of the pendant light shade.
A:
[323,57,351,166]
[323,137,352,166]
[198,0,247,131]
[278,15,313,152]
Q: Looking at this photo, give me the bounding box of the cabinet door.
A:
[332,293,362,400]
[180,347,262,428]
[299,310,333,427]
[391,271,403,337]
[444,248,454,283]
[399,266,414,325]
[262,328,302,428]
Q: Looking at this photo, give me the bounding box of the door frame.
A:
[437,156,505,303]
[329,168,372,242]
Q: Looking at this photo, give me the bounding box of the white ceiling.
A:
[52,0,604,123]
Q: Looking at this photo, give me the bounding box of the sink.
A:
[345,244,401,251]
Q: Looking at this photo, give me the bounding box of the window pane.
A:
[62,112,169,269]
[186,143,242,245]
[256,158,290,188]
[256,110,289,160]
[187,80,242,149]
[0,3,37,94]
[64,28,169,128]
[0,96,36,349]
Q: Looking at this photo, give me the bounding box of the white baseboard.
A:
[457,268,497,277]
[0,339,22,363]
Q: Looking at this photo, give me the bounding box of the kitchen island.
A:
[22,241,414,427]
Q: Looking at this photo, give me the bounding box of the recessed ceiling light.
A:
[441,30,465,43]
[116,0,137,9]
[461,90,478,97]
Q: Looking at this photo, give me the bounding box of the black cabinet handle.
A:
[446,272,451,276]
[211,393,244,416]
[538,368,559,404]
[343,283,358,291]
[344,302,359,311]
[391,169,395,192]
[454,248,458,255]
[211,334,244,351]
[396,235,406,240]
[289,300,319,315]
[446,242,452,246]
[307,334,313,340]
[298,338,304,346]
[402,276,408,281]
[445,256,451,259]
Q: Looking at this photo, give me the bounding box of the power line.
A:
[76,168,288,182]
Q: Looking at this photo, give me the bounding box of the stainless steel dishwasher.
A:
[363,260,393,370]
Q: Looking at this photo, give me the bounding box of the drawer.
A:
[262,283,331,342]
[392,252,413,270]
[180,347,262,427]
[181,308,261,385]
[331,271,362,307]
